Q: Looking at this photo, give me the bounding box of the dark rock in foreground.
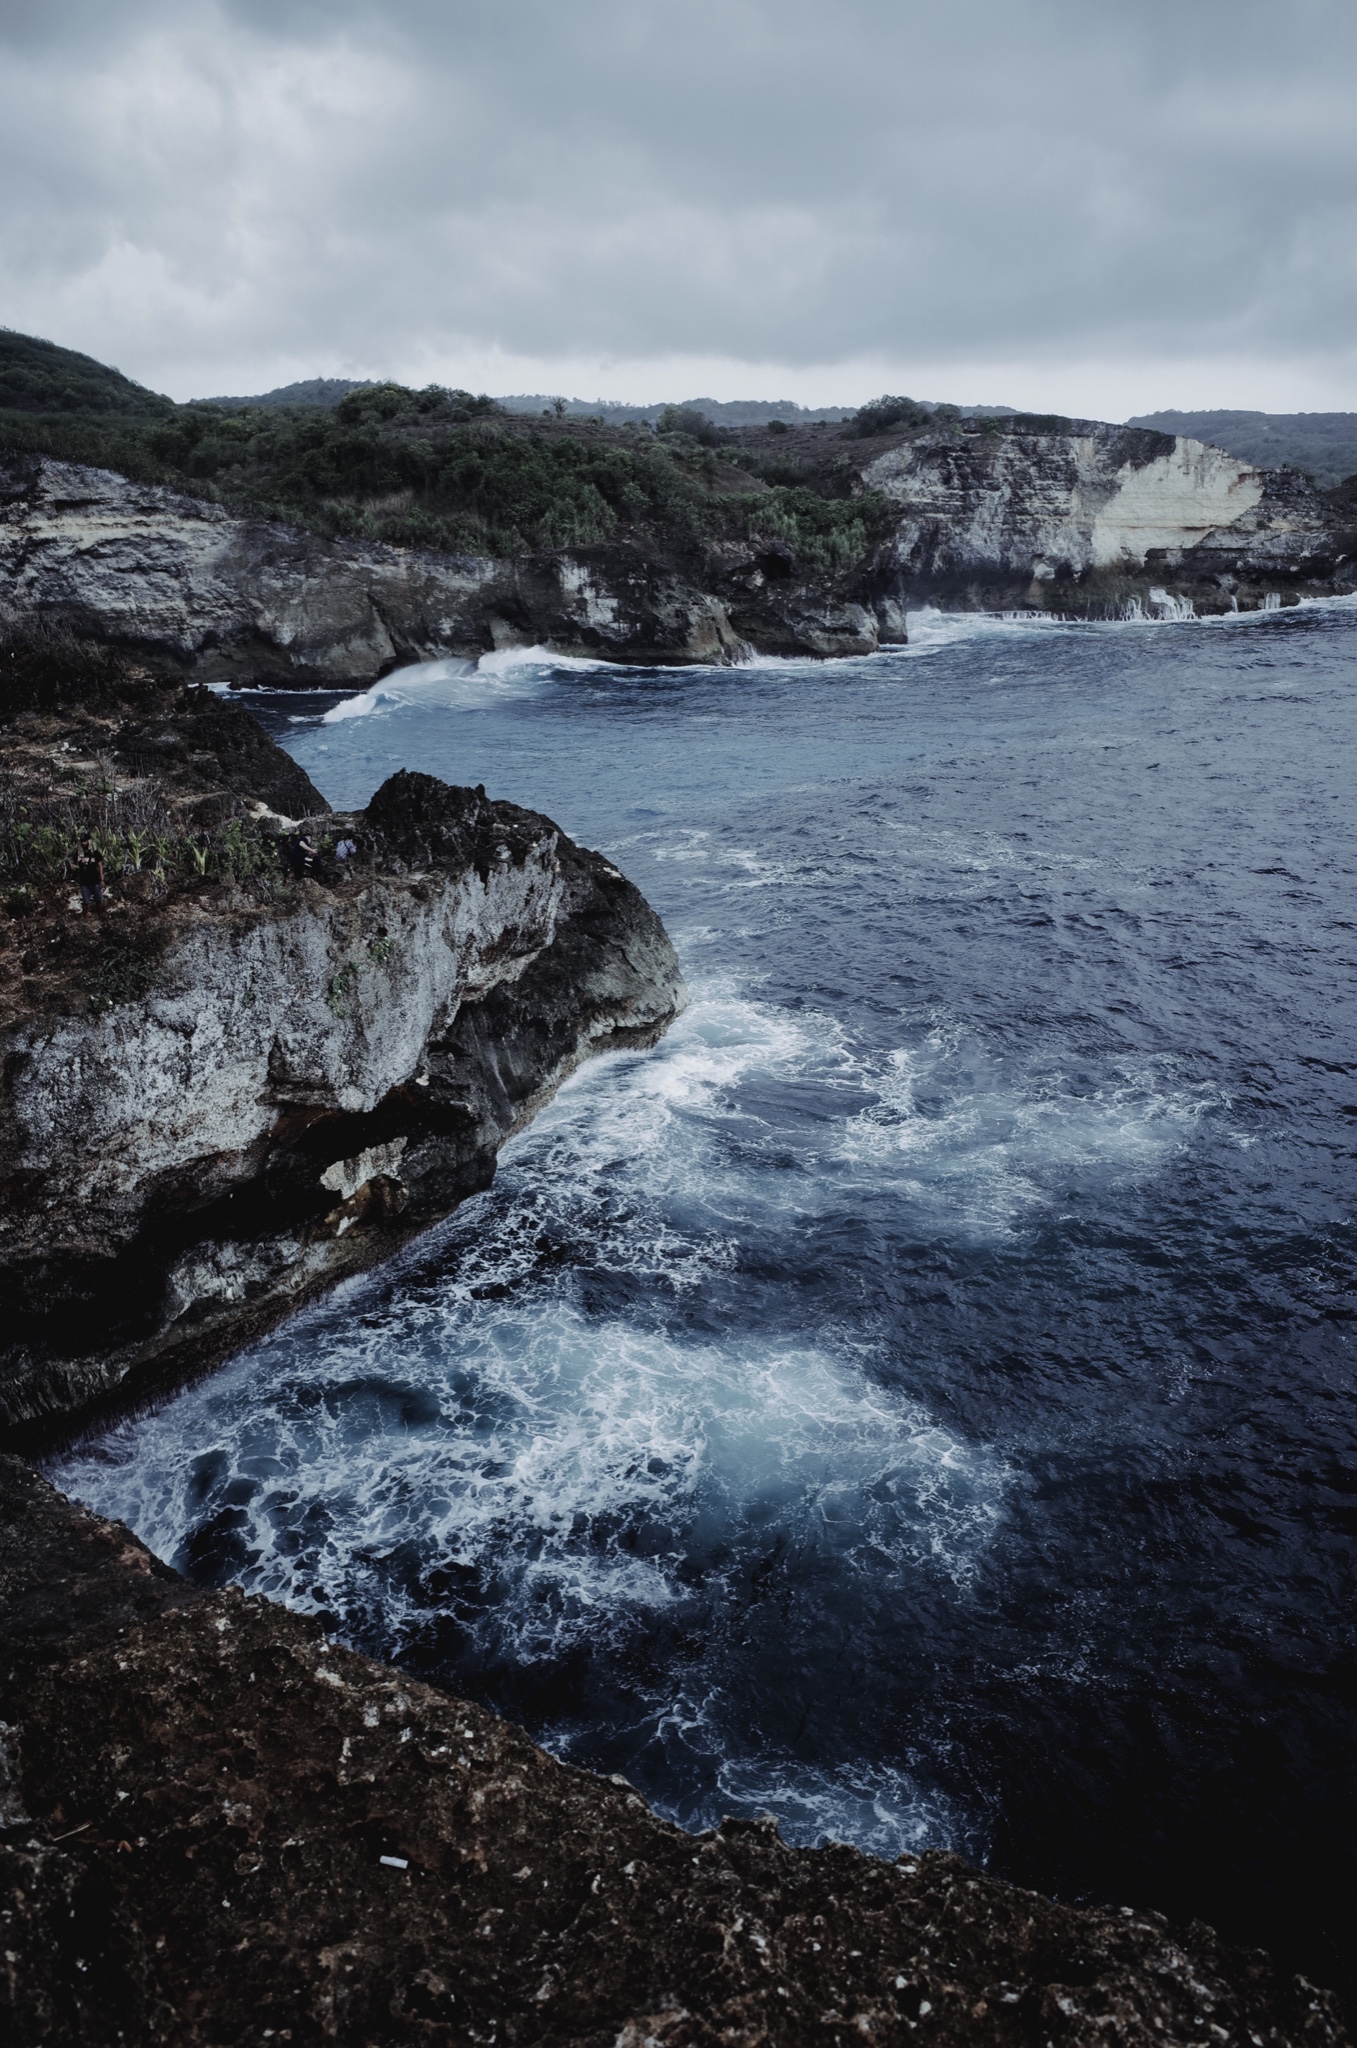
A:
[0,1457,1346,2046]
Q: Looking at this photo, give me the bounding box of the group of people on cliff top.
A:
[284,831,357,882]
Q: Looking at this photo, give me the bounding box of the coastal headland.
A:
[0,638,685,1439]
[3,332,1355,684]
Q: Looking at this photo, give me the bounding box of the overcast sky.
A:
[2,0,1356,416]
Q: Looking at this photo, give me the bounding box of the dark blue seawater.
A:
[54,607,1357,2003]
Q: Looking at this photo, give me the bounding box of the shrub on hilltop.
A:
[847,394,938,438]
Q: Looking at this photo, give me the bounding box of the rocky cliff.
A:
[1,1455,1347,2047]
[858,419,1352,618]
[0,653,685,1439]
[0,455,745,682]
[2,423,1352,686]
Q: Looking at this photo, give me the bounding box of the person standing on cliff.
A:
[73,836,105,914]
[285,831,319,880]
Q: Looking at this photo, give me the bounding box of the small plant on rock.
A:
[327,961,360,1018]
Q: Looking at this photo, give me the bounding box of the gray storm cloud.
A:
[1,0,1355,404]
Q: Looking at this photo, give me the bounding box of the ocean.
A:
[53,602,1357,2003]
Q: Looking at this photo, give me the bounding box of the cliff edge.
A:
[1,1456,1346,2046]
[0,639,685,1439]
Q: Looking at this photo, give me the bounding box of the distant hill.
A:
[1128,410,1357,488]
[0,327,175,419]
[192,387,860,425]
[175,377,1010,432]
[193,377,380,411]
[494,396,1018,425]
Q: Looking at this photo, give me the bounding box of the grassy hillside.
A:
[0,331,896,579]
[194,377,379,412]
[1128,409,1357,488]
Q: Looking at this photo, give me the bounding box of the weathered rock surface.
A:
[0,672,686,1438]
[859,420,1354,616]
[0,456,746,681]
[0,1456,1346,2047]
[2,427,1352,690]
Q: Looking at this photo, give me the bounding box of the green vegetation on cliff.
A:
[0,636,279,898]
[0,330,895,581]
[1127,409,1357,488]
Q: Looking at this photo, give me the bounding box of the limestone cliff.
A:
[858,419,1351,617]
[0,454,744,682]
[0,663,686,1438]
[2,424,1351,688]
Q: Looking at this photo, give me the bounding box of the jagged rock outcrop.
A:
[3,428,1352,691]
[0,669,686,1438]
[1,1455,1347,2048]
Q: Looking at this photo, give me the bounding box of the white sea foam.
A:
[901,594,1357,649]
[57,1307,1005,1635]
[319,655,554,722]
[474,643,616,676]
[50,950,1222,1861]
[57,968,1208,1623]
[57,1270,998,1858]
[558,980,1210,1263]
[528,974,1216,1246]
[298,589,1357,732]
[709,1753,970,1860]
[836,1030,1216,1238]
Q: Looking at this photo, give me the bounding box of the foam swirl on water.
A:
[58,986,1008,1851]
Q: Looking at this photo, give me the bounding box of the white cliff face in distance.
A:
[863,423,1339,609]
[1086,440,1264,567]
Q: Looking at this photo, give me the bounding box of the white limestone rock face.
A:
[6,837,560,1222]
[861,422,1342,611]
[1087,440,1263,566]
[0,456,507,684]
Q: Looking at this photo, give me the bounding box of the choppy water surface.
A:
[55,607,1357,1999]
